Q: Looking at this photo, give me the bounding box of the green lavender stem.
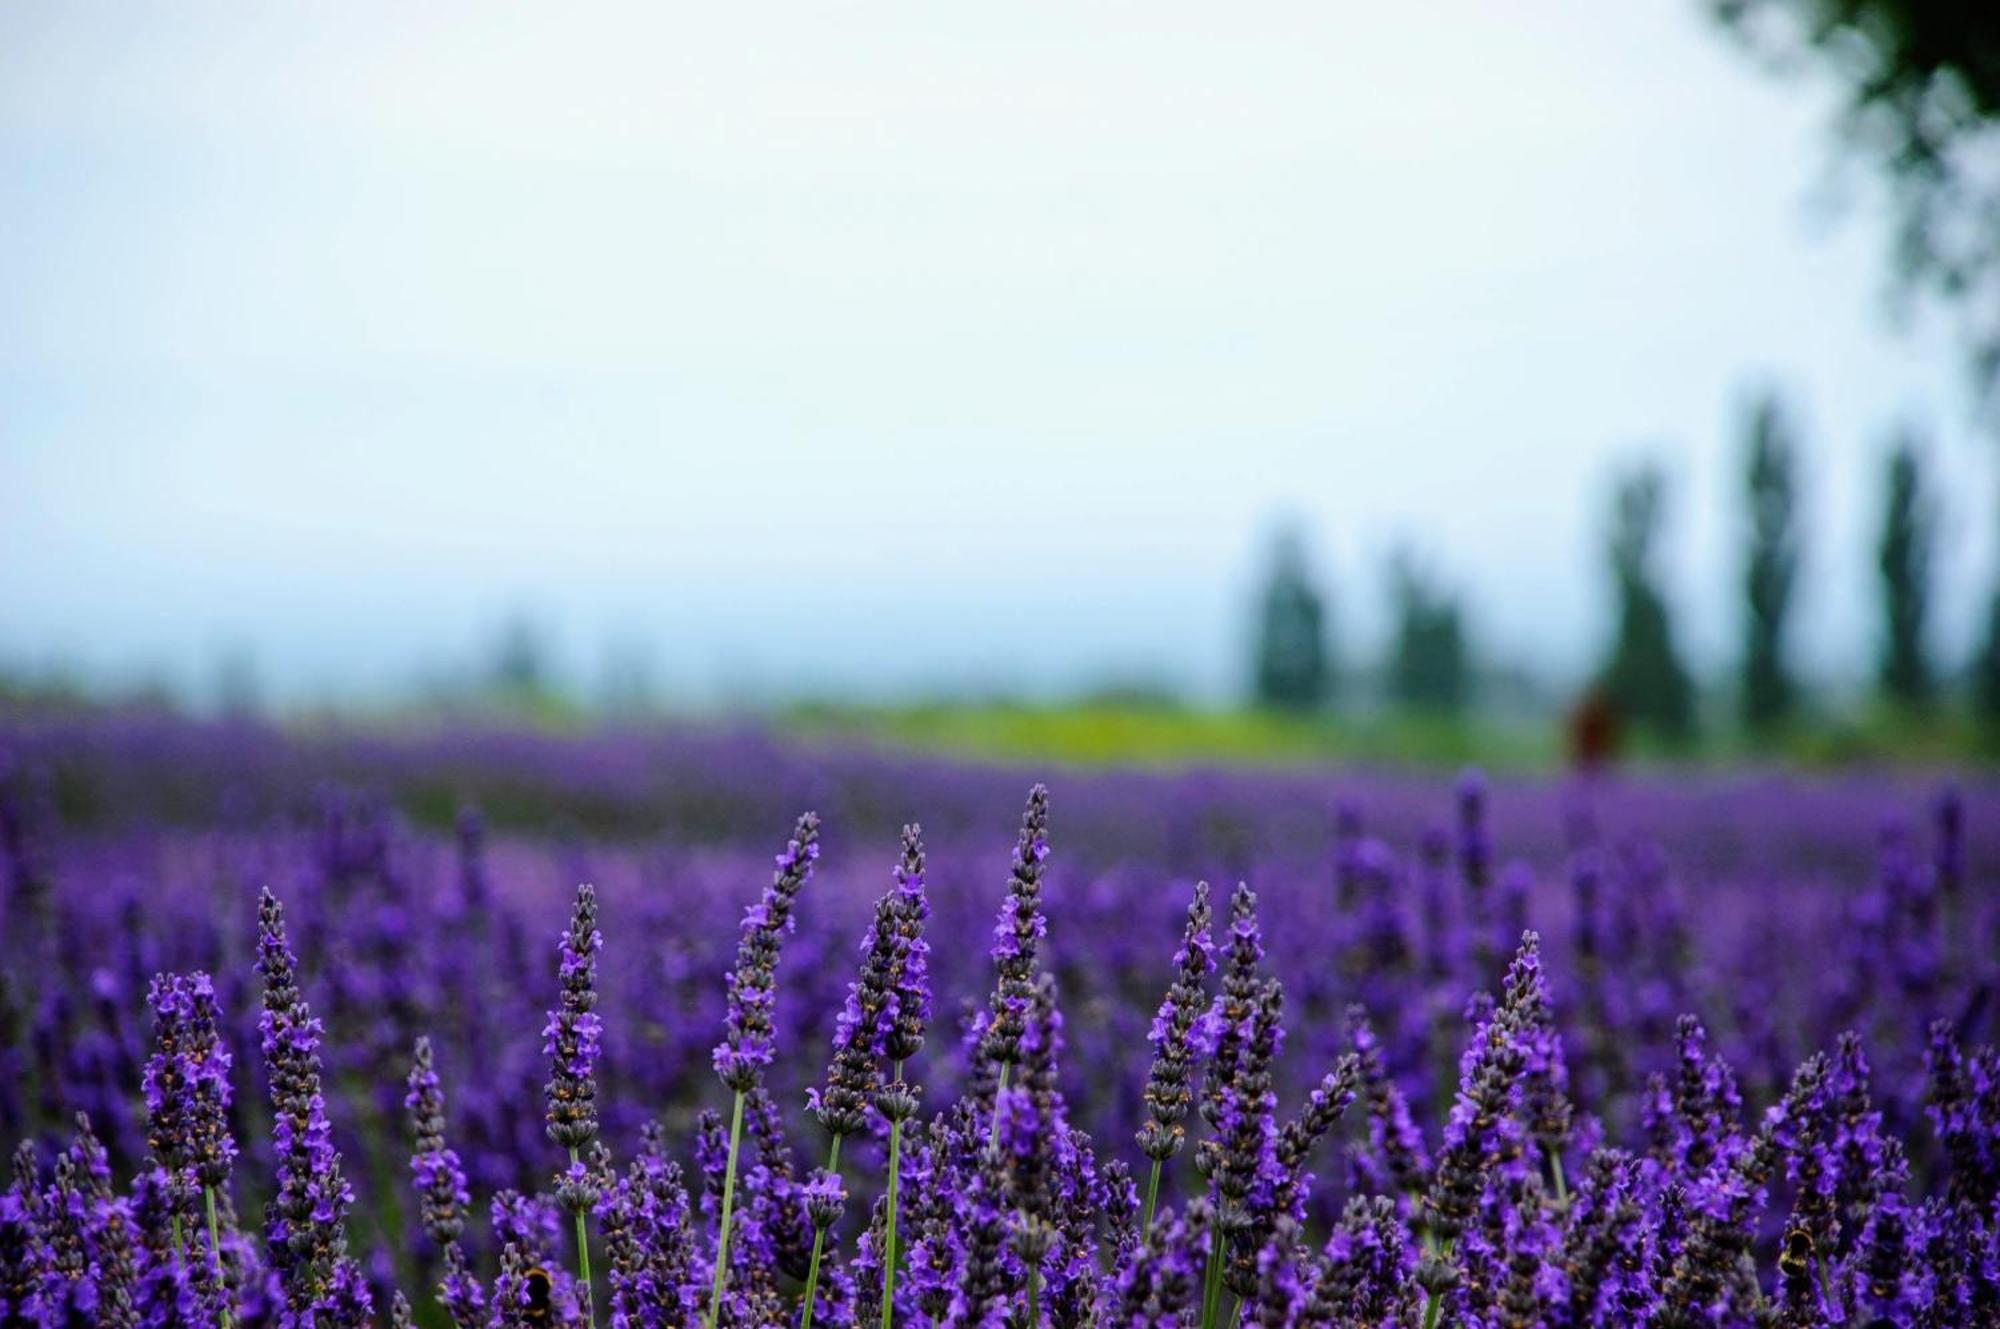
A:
[1547,1148,1568,1208]
[171,1214,185,1264]
[1420,1237,1456,1329]
[204,1187,231,1329]
[570,1147,595,1329]
[798,1135,842,1329]
[706,1089,747,1329]
[1026,1267,1040,1328]
[1199,1223,1225,1329]
[879,1064,906,1329]
[1140,1159,1162,1241]
[987,1063,1011,1151]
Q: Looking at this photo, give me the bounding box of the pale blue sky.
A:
[0,2,1989,706]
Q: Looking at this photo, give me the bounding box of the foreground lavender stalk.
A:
[1419,934,1543,1329]
[257,887,371,1329]
[708,813,819,1329]
[1137,881,1215,1239]
[877,824,931,1329]
[982,785,1051,1149]
[799,876,898,1328]
[546,883,604,1329]
[143,970,236,1318]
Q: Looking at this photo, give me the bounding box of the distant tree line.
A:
[1250,386,2000,746]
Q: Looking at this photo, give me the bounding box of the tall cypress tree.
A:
[1877,437,1935,707]
[1602,463,1696,740]
[1742,391,1801,732]
[1973,592,2000,731]
[1386,547,1469,715]
[1251,526,1333,712]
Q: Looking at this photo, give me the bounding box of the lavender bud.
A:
[544,883,603,1152]
[980,786,1051,1069]
[1137,881,1215,1163]
[405,1037,470,1245]
[713,813,821,1092]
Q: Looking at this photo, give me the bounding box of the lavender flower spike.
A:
[547,883,605,1328]
[708,812,821,1329]
[800,867,900,1329]
[144,971,237,1204]
[882,822,933,1069]
[546,883,605,1160]
[144,970,237,1322]
[812,887,898,1140]
[877,823,931,1329]
[406,1037,470,1245]
[980,785,1052,1074]
[257,887,372,1329]
[713,814,822,1093]
[1137,881,1215,1238]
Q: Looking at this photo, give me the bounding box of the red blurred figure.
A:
[1567,685,1622,771]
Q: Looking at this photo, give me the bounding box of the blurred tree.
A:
[1386,546,1470,714]
[1877,435,1936,705]
[492,614,552,704]
[1602,464,1697,740]
[1711,2,2000,409]
[1741,391,1802,731]
[214,645,263,720]
[1972,591,2000,728]
[598,638,658,717]
[1251,525,1334,712]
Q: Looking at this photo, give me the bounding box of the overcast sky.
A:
[0,2,1989,707]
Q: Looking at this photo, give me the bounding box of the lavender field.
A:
[1,716,1996,1327]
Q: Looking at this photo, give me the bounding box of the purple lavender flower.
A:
[1924,1021,1998,1209]
[1308,1194,1417,1325]
[1425,938,1541,1251]
[405,1036,470,1245]
[1455,766,1492,896]
[979,785,1051,1073]
[1214,977,1286,1301]
[1272,1053,1360,1223]
[1137,881,1215,1166]
[599,1129,699,1329]
[1847,1191,1924,1322]
[545,882,604,1159]
[1109,1207,1200,1324]
[1197,882,1265,1185]
[713,813,821,1093]
[439,1242,488,1329]
[811,887,899,1139]
[1346,1007,1430,1199]
[882,822,933,1068]
[143,971,236,1196]
[707,812,821,1329]
[256,887,371,1329]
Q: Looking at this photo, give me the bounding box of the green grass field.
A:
[781,699,1997,771]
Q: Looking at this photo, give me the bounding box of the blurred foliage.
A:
[1742,390,1804,732]
[1877,435,1937,705]
[1250,524,1335,712]
[1602,464,1698,741]
[1974,590,2000,726]
[1711,0,2000,409]
[1386,547,1471,715]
